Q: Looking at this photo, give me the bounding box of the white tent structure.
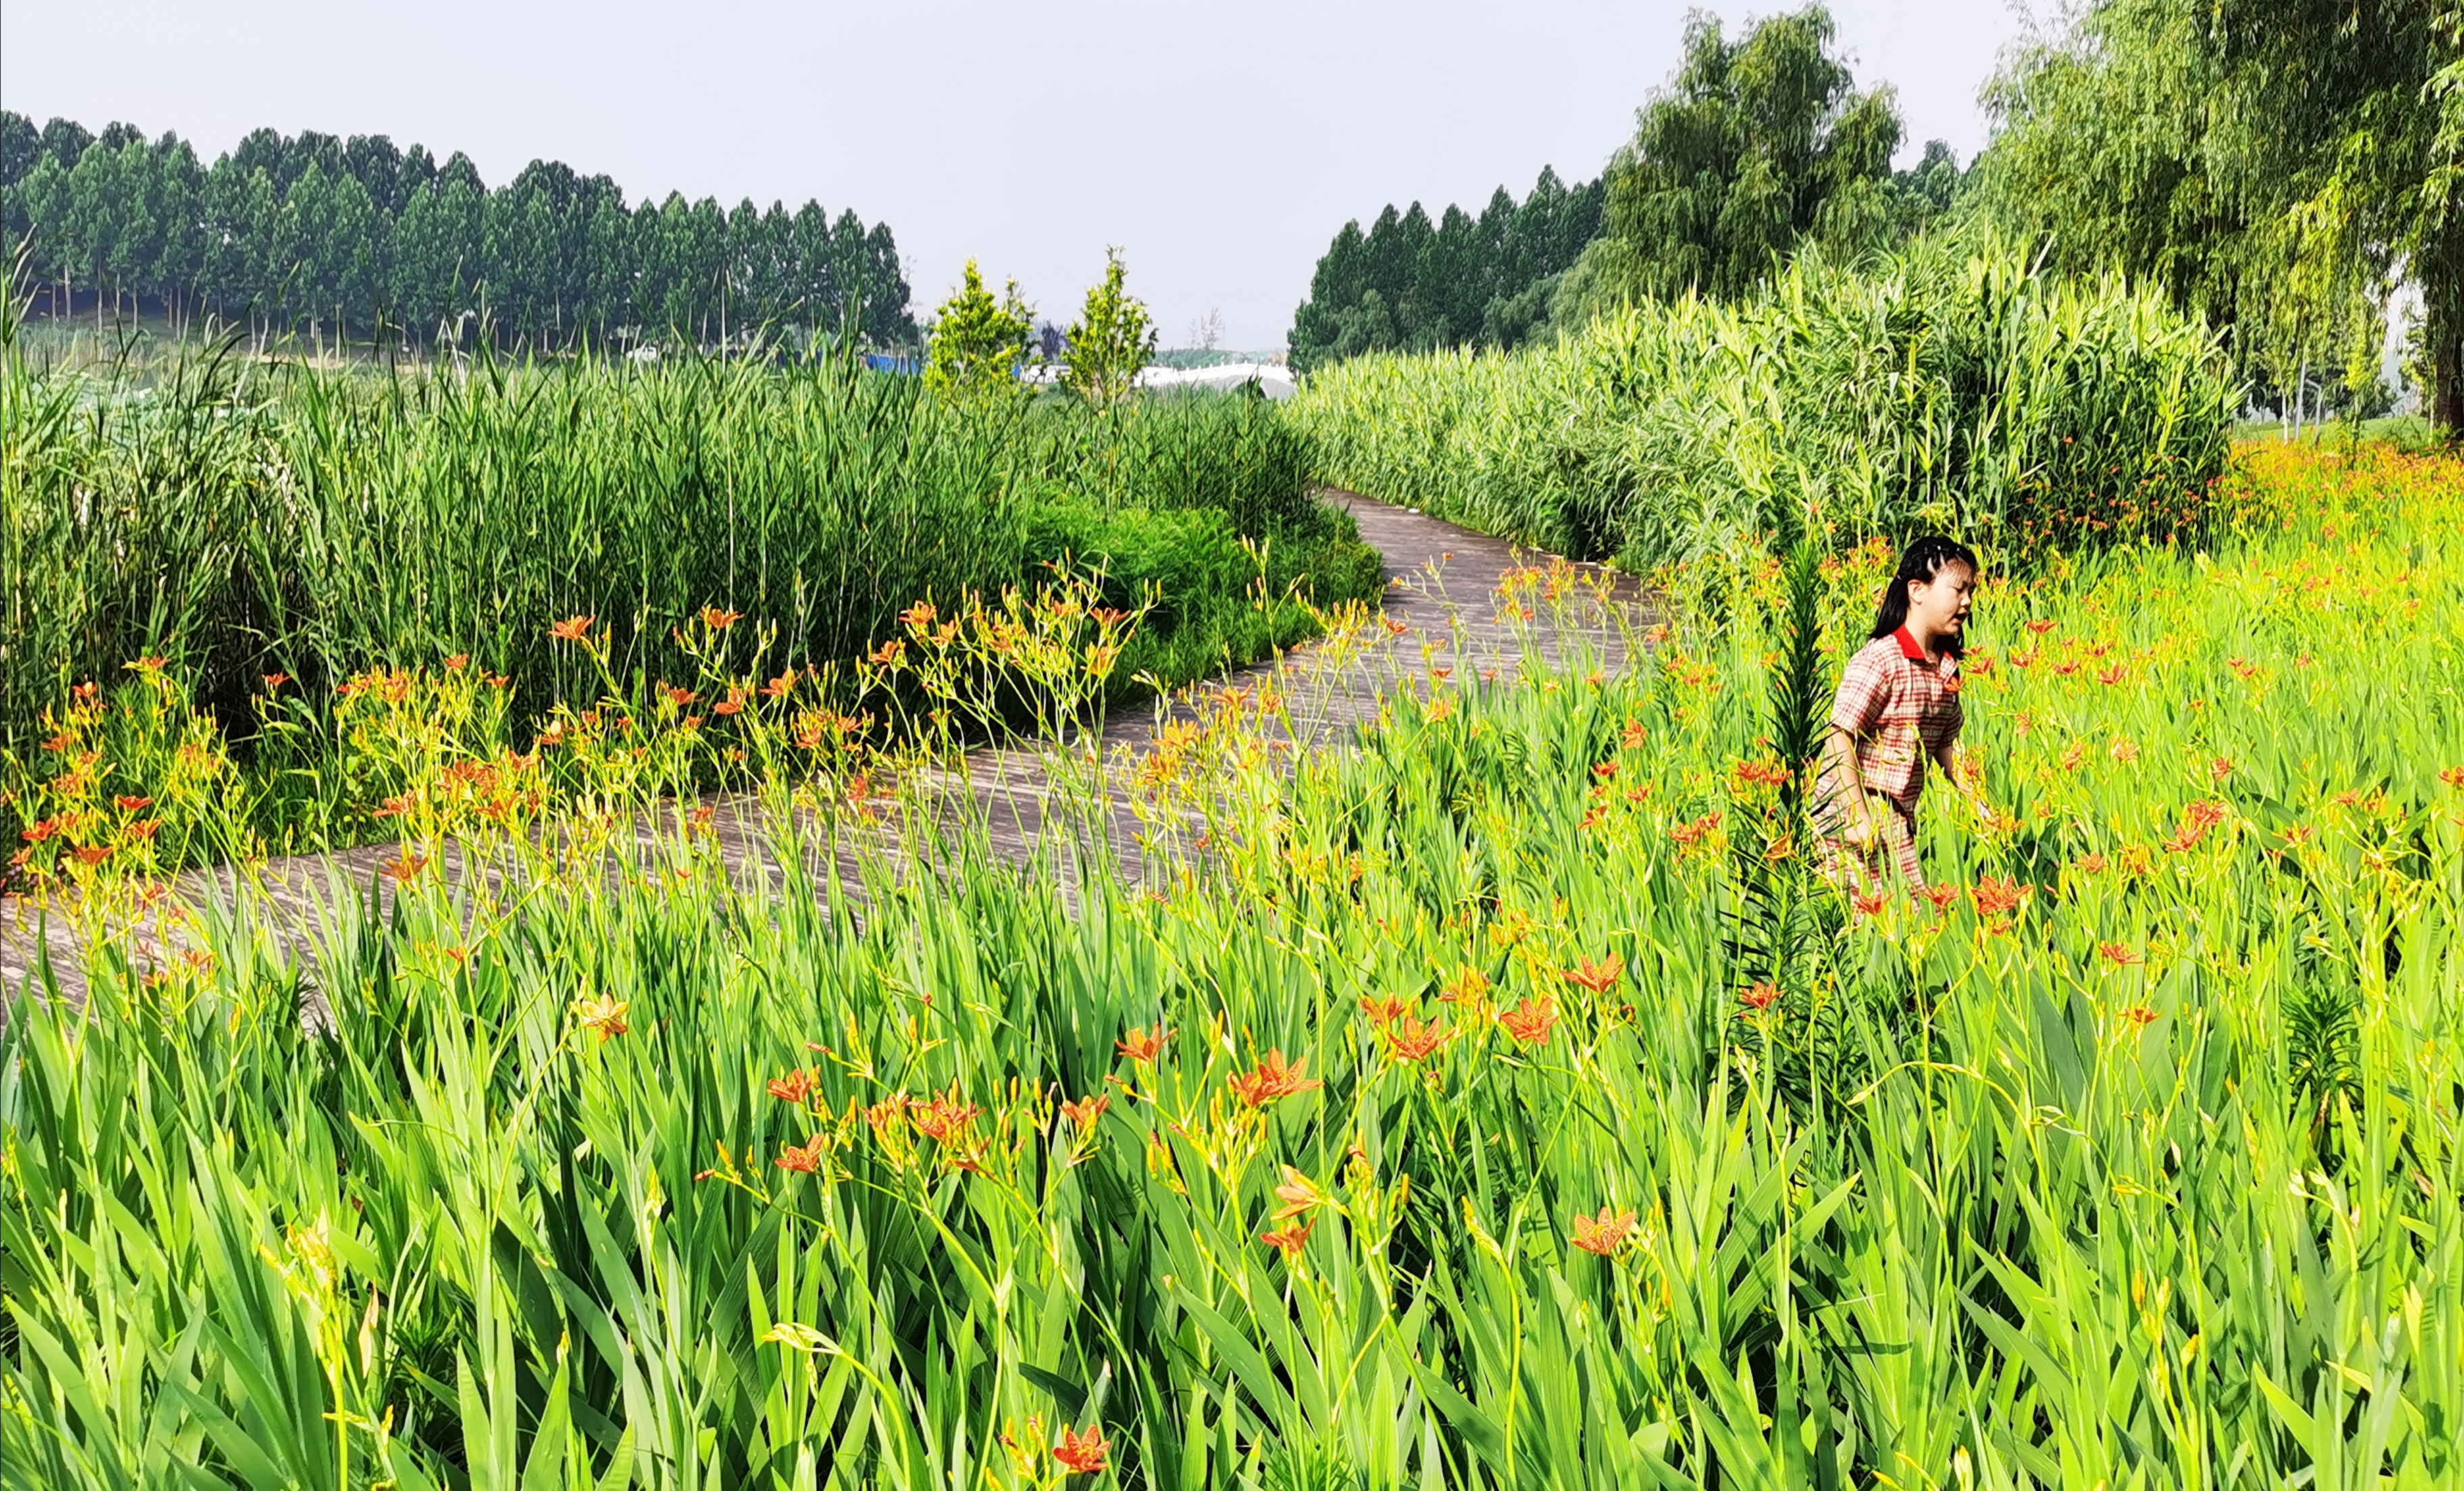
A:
[1133,361,1296,400]
[1021,359,1298,399]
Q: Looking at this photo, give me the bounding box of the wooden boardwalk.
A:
[1,493,1651,1005]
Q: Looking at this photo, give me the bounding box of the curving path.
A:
[1,492,1653,1005]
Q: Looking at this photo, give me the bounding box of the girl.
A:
[1818,536,1988,889]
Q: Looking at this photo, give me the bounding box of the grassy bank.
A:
[1288,244,2242,569]
[2,317,1379,862]
[5,442,2458,1486]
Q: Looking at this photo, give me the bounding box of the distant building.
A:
[1133,362,1296,400]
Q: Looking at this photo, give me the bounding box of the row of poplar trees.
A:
[1289,1,2459,438]
[0,112,919,352]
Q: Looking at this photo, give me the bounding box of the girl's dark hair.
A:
[1870,536,1980,654]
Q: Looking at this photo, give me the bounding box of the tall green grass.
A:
[0,314,1363,767]
[5,443,2457,1486]
[1289,244,2242,567]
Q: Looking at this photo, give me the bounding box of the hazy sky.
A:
[2,1,2036,347]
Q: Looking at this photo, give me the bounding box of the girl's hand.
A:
[1843,814,1877,852]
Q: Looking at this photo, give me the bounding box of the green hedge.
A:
[1288,243,2241,567]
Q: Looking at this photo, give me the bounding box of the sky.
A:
[1,1,2038,348]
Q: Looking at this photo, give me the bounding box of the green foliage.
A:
[0,303,1348,776]
[924,259,1034,396]
[1975,0,2464,434]
[1021,494,1379,691]
[0,109,918,350]
[5,448,2461,1486]
[1017,387,1324,538]
[1554,4,1903,328]
[1287,169,1603,374]
[1291,244,2239,566]
[1060,248,1158,407]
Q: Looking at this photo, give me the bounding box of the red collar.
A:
[1893,625,1932,662]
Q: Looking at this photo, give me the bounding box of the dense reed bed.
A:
[5,442,2457,1486]
[0,315,1371,770]
[1288,245,2242,567]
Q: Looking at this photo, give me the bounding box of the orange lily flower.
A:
[1570,1205,1637,1255]
[1383,1013,1449,1064]
[1053,1424,1110,1474]
[570,994,628,1042]
[1495,995,1559,1047]
[1258,1217,1313,1260]
[1228,1050,1322,1107]
[1359,993,1411,1026]
[1561,955,1623,995]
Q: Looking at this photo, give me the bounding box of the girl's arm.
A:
[1825,727,1880,847]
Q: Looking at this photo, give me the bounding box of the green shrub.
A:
[1020,493,1382,692]
[1,313,1341,755]
[1290,242,2241,566]
[1019,386,1319,536]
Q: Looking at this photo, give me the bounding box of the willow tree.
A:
[1980,0,2463,435]
[1554,3,1900,325]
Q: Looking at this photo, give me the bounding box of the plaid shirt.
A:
[1826,627,1963,809]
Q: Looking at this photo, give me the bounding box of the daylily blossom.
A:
[1229,1050,1322,1107]
[1258,1217,1313,1259]
[1496,995,1559,1047]
[1571,1205,1637,1255]
[1053,1424,1110,1474]
[1561,955,1624,995]
[1383,1013,1449,1063]
[774,1138,827,1173]
[571,994,629,1042]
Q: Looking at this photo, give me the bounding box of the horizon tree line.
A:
[0,111,919,354]
[1287,1,2454,435]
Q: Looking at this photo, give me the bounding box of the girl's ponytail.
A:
[1871,575,1915,639]
[1870,536,1980,650]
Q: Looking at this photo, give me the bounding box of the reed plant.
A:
[4,440,2457,1486]
[1288,243,2242,568]
[2,305,1373,861]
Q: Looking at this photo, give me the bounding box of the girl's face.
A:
[1906,560,1977,643]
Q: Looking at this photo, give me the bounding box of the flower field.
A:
[4,439,2458,1487]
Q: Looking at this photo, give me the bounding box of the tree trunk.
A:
[2433,286,2462,442]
